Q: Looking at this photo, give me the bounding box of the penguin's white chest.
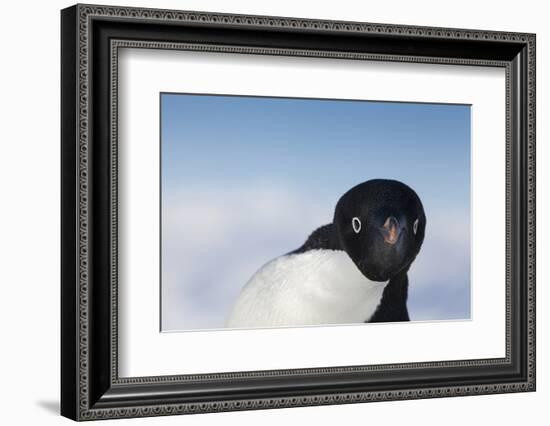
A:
[226,250,388,328]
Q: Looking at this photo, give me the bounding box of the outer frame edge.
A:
[60,4,80,422]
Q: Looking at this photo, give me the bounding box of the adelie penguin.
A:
[226,179,426,328]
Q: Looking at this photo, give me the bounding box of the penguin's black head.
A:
[333,179,426,282]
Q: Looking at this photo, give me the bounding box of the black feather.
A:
[288,224,342,254]
[367,270,410,322]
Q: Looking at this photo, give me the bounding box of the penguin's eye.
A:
[352,217,362,234]
[413,218,419,235]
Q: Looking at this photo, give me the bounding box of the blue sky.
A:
[161,93,471,331]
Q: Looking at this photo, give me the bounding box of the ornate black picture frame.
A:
[61,3,536,421]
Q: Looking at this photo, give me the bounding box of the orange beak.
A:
[381,216,400,245]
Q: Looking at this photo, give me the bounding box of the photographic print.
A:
[160,93,471,331]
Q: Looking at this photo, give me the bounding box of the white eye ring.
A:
[413,218,419,235]
[352,217,362,234]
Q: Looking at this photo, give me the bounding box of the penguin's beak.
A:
[380,216,400,245]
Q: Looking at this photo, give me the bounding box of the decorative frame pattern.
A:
[61,3,536,421]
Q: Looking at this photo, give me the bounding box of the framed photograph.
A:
[61,4,536,421]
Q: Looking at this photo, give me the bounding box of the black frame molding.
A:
[61,4,536,421]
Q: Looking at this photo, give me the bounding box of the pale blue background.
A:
[161,93,471,331]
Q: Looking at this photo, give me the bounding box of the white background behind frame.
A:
[117,47,506,377]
